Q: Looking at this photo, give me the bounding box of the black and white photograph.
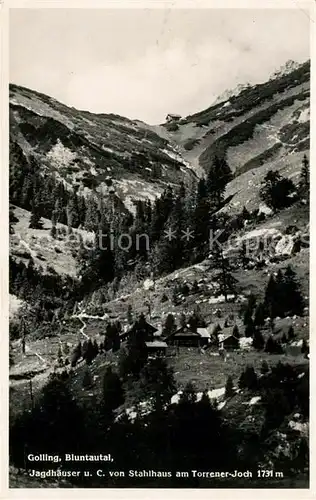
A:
[8,4,311,489]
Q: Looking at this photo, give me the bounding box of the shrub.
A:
[259,170,297,210]
[225,376,234,398]
[183,138,200,151]
[165,122,179,132]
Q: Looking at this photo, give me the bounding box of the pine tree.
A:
[288,325,295,340]
[63,343,70,355]
[260,170,296,210]
[50,212,57,238]
[248,294,257,314]
[67,191,80,229]
[127,304,133,325]
[275,269,286,317]
[212,241,236,301]
[29,201,43,229]
[139,358,176,409]
[243,307,253,326]
[180,313,187,329]
[213,323,222,339]
[20,317,27,354]
[264,274,278,319]
[225,376,234,398]
[120,322,148,378]
[245,317,255,338]
[206,156,233,207]
[188,308,206,332]
[239,366,258,390]
[254,303,266,326]
[70,341,82,367]
[53,199,61,224]
[192,179,211,246]
[180,382,197,404]
[192,280,199,294]
[80,214,115,290]
[57,345,63,366]
[162,314,177,337]
[111,325,121,352]
[93,339,99,356]
[269,316,275,335]
[84,196,99,231]
[9,343,15,368]
[179,181,186,199]
[265,335,275,353]
[29,374,83,455]
[239,240,249,267]
[265,336,283,354]
[232,324,240,339]
[9,206,18,234]
[82,368,93,389]
[301,339,309,356]
[253,329,265,350]
[102,366,124,414]
[241,205,250,221]
[260,360,269,375]
[283,266,304,316]
[299,154,309,195]
[171,195,188,266]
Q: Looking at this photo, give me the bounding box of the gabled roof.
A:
[154,327,163,337]
[197,328,211,338]
[173,332,200,337]
[207,322,225,335]
[218,331,239,343]
[170,325,194,335]
[127,320,158,335]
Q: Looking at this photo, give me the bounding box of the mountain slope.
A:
[10,84,197,211]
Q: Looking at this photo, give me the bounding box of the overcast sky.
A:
[10,8,310,124]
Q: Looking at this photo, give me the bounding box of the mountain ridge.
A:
[9,83,198,214]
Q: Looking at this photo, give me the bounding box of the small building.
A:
[197,327,212,345]
[166,326,208,347]
[218,331,239,350]
[120,316,158,342]
[166,113,181,123]
[145,340,168,358]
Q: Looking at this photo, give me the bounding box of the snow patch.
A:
[275,235,296,256]
[47,139,77,169]
[241,227,281,241]
[9,294,25,318]
[143,278,155,291]
[258,203,273,216]
[297,108,310,123]
[239,337,253,350]
[171,387,225,405]
[208,294,234,304]
[248,396,261,406]
[217,401,226,410]
[288,421,308,435]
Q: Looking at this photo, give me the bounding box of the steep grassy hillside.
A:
[153,61,310,209]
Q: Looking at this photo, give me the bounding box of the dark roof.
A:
[197,328,211,338]
[173,332,200,337]
[126,320,158,336]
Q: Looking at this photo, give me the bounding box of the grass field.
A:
[168,346,308,391]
